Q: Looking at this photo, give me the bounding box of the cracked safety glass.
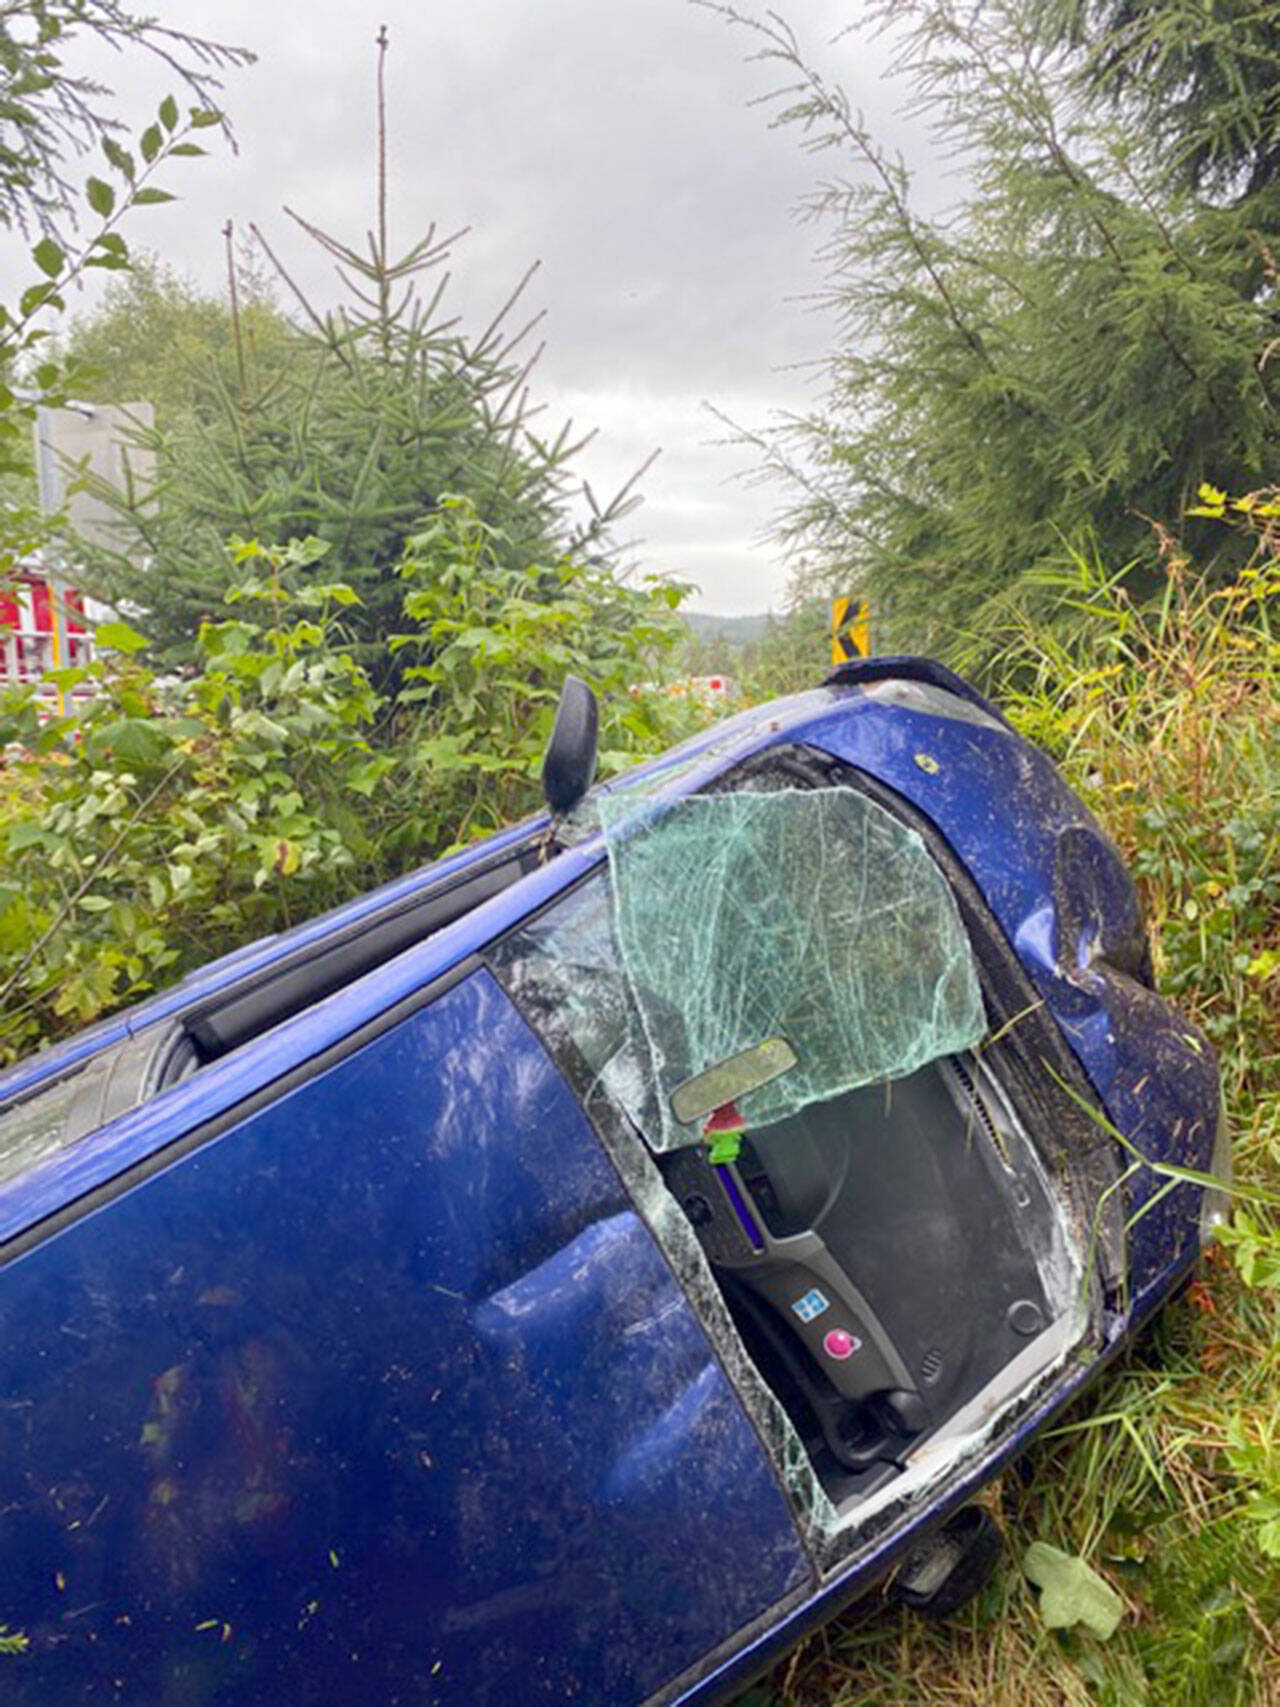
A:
[598,787,987,1151]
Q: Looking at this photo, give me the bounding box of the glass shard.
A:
[599,787,986,1151]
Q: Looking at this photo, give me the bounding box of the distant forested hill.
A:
[682,611,771,648]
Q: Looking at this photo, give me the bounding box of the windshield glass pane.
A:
[497,785,987,1154]
[599,787,985,1149]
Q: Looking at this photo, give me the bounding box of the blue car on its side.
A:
[0,656,1226,1705]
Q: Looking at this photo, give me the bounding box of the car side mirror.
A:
[542,676,598,817]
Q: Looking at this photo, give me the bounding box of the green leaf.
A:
[32,236,63,278]
[78,895,114,914]
[159,94,179,131]
[168,142,206,157]
[102,137,135,180]
[19,282,61,318]
[43,665,87,691]
[86,175,115,217]
[1023,1543,1124,1639]
[86,718,169,766]
[6,822,48,852]
[94,620,149,655]
[133,187,176,207]
[189,108,222,129]
[139,123,163,163]
[297,582,361,608]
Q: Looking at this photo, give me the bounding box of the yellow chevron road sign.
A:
[830,597,870,666]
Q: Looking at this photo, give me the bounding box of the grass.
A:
[739,545,1280,1706]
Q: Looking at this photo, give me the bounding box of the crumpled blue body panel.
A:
[802,684,1219,1299]
[0,972,809,1704]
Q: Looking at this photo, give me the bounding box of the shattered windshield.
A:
[500,784,987,1154]
[599,787,985,1149]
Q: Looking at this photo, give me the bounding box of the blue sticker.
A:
[791,1288,829,1323]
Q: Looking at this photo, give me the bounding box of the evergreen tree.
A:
[1033,0,1280,198]
[80,33,649,672]
[707,2,1280,652]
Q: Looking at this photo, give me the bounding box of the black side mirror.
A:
[542,676,598,817]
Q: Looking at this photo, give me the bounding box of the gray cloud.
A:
[28,1,924,612]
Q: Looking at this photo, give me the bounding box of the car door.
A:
[0,962,813,1705]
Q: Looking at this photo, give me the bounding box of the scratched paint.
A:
[0,972,809,1704]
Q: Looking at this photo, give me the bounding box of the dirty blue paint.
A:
[0,972,810,1704]
[798,684,1219,1297]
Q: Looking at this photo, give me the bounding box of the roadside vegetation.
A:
[701,0,1280,655]
[732,535,1280,1707]
[0,17,701,1063]
[2,1,1279,1701]
[0,503,695,1063]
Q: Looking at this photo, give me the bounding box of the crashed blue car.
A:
[0,655,1226,1704]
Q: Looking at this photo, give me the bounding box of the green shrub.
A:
[0,506,700,1063]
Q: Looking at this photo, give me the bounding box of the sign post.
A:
[830,597,871,666]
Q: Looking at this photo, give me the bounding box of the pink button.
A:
[823,1328,860,1361]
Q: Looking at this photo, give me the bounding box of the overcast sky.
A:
[55,0,925,614]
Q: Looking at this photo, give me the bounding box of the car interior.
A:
[655,1054,1071,1507]
[491,683,1083,1516]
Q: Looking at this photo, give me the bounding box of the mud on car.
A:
[0,656,1226,1704]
